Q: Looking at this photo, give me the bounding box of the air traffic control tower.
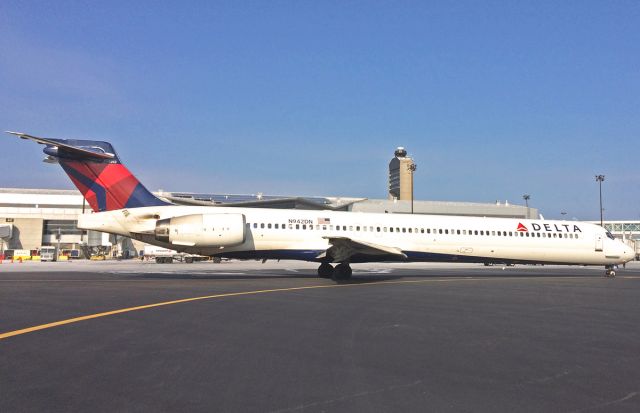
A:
[388,147,416,200]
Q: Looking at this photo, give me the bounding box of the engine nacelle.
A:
[155,213,246,248]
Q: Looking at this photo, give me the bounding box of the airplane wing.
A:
[317,236,408,262]
[5,131,115,159]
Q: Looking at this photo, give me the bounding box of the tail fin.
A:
[7,131,168,212]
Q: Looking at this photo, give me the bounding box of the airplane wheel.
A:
[318,263,334,278]
[332,263,352,280]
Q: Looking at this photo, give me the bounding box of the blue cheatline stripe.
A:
[215,249,578,265]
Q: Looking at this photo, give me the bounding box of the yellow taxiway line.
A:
[1,276,637,340]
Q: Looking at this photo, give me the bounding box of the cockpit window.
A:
[605,231,615,240]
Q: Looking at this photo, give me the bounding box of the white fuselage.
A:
[78,205,635,266]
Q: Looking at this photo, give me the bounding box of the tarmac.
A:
[2,260,640,412]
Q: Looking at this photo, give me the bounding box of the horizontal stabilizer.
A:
[6,131,115,160]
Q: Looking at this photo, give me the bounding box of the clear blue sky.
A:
[1,1,638,220]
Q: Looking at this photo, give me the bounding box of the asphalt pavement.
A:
[1,261,640,412]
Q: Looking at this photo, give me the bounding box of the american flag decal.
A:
[317,217,331,225]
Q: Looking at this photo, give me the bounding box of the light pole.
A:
[408,163,417,214]
[595,175,605,226]
[523,194,530,219]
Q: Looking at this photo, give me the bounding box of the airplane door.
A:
[595,234,603,252]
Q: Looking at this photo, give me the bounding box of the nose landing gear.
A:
[605,265,616,278]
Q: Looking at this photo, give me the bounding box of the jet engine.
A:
[155,213,246,247]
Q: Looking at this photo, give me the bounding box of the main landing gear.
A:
[317,262,352,280]
[605,265,616,278]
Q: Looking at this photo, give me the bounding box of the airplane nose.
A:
[625,245,636,261]
[620,244,635,262]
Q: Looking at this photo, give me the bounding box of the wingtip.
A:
[5,131,25,136]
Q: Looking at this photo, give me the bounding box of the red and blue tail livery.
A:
[6,131,167,212]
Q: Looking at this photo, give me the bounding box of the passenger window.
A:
[384,227,388,232]
[267,223,272,229]
[390,227,394,233]
[445,229,449,234]
[357,226,361,231]
[439,229,443,234]
[421,229,425,234]
[336,226,340,231]
[322,225,327,230]
[480,231,484,235]
[253,223,258,229]
[491,231,495,236]
[402,228,406,233]
[349,226,353,231]
[408,228,412,233]
[274,224,279,229]
[377,227,381,232]
[289,224,293,229]
[261,223,265,229]
[302,224,306,230]
[329,225,333,230]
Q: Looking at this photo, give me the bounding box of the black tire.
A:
[332,263,352,280]
[155,257,163,264]
[213,257,222,263]
[318,263,334,278]
[185,257,193,264]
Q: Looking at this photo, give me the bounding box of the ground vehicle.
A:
[40,246,57,262]
[141,245,208,264]
[11,249,32,260]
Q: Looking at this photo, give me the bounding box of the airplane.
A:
[7,131,635,279]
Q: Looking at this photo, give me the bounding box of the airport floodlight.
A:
[408,163,417,214]
[595,175,605,226]
[522,194,530,219]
